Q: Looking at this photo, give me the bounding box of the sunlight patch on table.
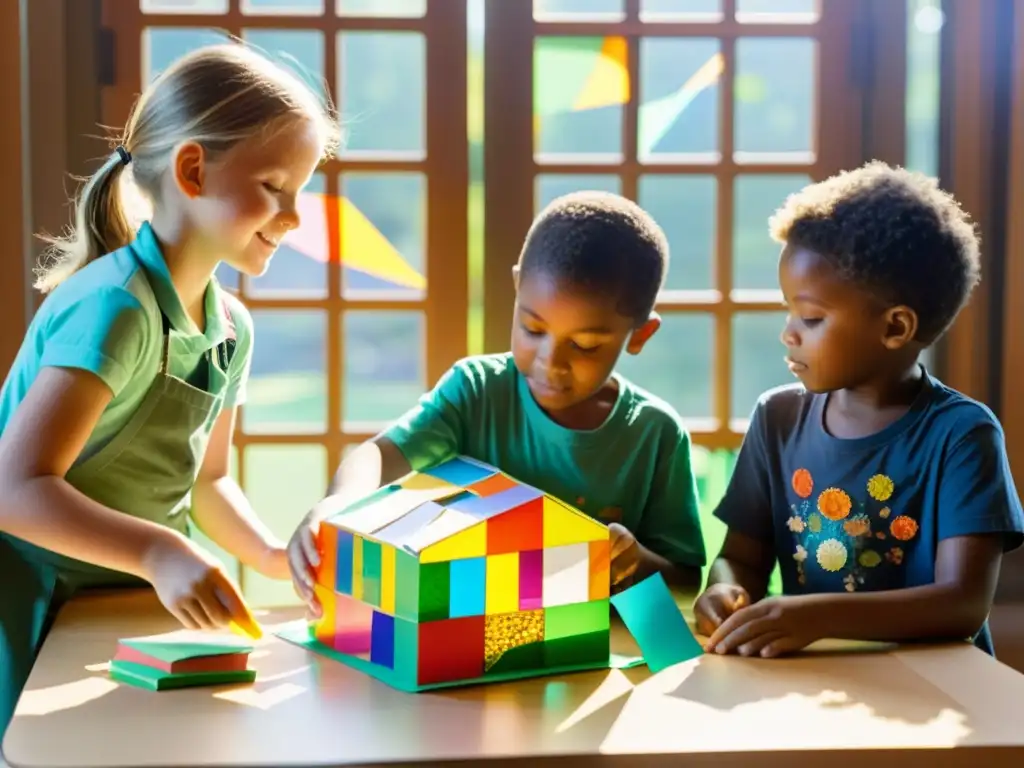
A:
[556,669,635,734]
[213,682,305,710]
[16,676,119,716]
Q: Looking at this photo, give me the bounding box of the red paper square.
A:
[417,615,485,685]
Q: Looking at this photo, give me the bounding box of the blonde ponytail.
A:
[35,147,136,294]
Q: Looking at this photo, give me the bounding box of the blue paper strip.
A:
[609,572,703,672]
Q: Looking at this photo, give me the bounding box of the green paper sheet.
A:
[610,572,704,672]
[118,637,253,663]
[109,660,256,691]
[273,620,644,693]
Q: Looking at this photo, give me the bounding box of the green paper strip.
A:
[109,660,256,691]
[609,572,704,672]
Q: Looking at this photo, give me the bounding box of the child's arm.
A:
[707,420,1024,656]
[693,400,778,632]
[189,406,289,579]
[0,367,250,630]
[627,423,707,591]
[0,367,181,577]
[287,362,476,609]
[704,528,776,601]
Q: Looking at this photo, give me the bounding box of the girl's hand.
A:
[144,532,250,631]
[693,582,751,637]
[609,523,641,587]
[286,507,322,618]
[704,595,822,657]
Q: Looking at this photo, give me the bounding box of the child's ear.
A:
[625,312,661,355]
[881,305,918,349]
[172,141,205,199]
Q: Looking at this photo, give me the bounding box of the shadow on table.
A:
[667,645,971,733]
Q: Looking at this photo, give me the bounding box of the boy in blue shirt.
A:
[695,161,1024,657]
[288,191,706,610]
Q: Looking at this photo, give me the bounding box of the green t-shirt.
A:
[382,353,706,568]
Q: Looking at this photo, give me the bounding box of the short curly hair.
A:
[517,190,668,326]
[769,161,981,344]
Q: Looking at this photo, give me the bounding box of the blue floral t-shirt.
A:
[714,368,1024,654]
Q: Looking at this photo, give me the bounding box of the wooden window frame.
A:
[483,0,864,452]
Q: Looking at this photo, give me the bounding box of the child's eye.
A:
[263,182,283,194]
[571,341,600,353]
[520,324,543,337]
[801,317,824,327]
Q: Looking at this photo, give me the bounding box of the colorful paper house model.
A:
[309,456,612,691]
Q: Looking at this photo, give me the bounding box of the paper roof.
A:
[324,456,607,560]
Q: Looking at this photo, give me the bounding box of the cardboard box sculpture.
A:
[307,456,614,691]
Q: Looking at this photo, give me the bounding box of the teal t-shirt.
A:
[382,353,706,568]
[0,221,254,463]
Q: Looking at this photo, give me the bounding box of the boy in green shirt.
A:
[287,191,706,614]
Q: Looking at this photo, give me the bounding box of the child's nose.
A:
[780,318,800,347]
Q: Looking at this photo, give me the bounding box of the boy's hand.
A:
[704,595,822,657]
[693,582,750,637]
[608,523,640,586]
[286,508,322,618]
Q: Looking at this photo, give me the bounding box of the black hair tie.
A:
[116,146,132,166]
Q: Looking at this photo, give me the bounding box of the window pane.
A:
[343,311,426,428]
[248,174,328,298]
[734,38,815,161]
[242,29,326,102]
[733,174,810,290]
[245,311,326,434]
[616,313,713,421]
[735,0,818,23]
[638,175,715,291]
[534,37,625,161]
[242,445,327,607]
[143,28,229,83]
[640,0,722,21]
[639,38,721,161]
[242,0,323,13]
[535,174,621,212]
[340,173,426,299]
[732,312,791,420]
[534,0,624,20]
[142,0,227,12]
[337,0,426,15]
[338,32,425,155]
[906,0,943,179]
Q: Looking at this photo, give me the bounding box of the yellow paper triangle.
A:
[572,36,629,112]
[340,197,426,290]
[420,521,487,564]
[543,497,608,548]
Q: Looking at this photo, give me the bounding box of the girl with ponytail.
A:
[0,41,338,739]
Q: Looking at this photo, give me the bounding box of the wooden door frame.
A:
[0,1,28,376]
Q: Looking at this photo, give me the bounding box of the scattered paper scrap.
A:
[610,572,704,672]
[109,635,256,691]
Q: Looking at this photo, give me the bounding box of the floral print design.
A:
[817,488,852,521]
[792,468,814,498]
[788,469,917,592]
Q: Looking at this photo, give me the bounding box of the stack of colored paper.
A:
[109,635,257,691]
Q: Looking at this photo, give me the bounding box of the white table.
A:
[6,588,1024,767]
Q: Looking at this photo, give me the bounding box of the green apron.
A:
[0,266,236,743]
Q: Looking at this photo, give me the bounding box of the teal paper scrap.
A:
[609,572,704,672]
